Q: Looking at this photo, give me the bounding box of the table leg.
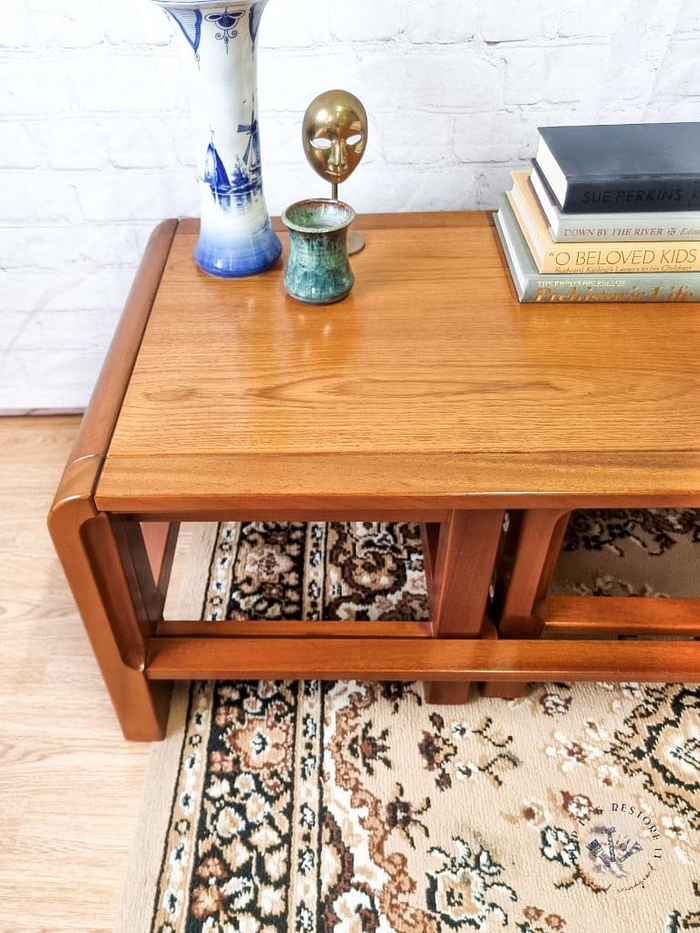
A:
[141,521,180,605]
[498,508,572,638]
[47,221,178,740]
[480,509,571,699]
[49,487,171,741]
[424,509,505,704]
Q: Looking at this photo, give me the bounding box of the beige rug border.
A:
[115,523,218,933]
[114,681,190,933]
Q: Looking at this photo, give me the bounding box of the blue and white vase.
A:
[150,0,281,277]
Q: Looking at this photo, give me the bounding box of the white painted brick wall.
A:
[0,0,696,410]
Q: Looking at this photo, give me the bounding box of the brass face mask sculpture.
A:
[302,89,367,254]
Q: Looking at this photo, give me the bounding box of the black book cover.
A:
[538,122,700,213]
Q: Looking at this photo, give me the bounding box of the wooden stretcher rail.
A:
[545,596,700,636]
[156,621,434,638]
[129,509,452,523]
[145,636,700,682]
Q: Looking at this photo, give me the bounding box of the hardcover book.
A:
[529,164,700,242]
[494,195,700,303]
[508,172,700,274]
[535,122,700,213]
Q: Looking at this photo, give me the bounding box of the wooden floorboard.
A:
[0,416,151,933]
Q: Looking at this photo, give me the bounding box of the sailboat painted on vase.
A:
[204,118,261,208]
[150,0,281,278]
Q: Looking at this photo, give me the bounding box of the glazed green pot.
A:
[281,199,355,304]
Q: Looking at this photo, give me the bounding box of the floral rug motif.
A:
[201,521,430,623]
[552,509,700,598]
[143,517,700,933]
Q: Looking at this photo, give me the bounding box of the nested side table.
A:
[491,507,700,695]
[49,214,700,741]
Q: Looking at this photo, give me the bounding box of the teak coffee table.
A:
[49,214,700,740]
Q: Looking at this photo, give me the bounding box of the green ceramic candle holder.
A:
[281,199,355,304]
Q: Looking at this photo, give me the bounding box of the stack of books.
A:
[495,122,700,302]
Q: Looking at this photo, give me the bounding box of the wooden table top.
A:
[96,213,700,512]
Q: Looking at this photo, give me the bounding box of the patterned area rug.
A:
[117,514,700,933]
[553,509,700,598]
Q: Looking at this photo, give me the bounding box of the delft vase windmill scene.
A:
[150,0,281,277]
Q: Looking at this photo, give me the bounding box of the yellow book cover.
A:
[508,170,700,274]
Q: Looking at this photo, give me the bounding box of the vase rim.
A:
[282,199,356,235]
[149,0,264,7]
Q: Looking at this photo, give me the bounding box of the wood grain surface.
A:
[98,212,700,509]
[545,595,700,635]
[144,635,700,682]
[0,416,150,933]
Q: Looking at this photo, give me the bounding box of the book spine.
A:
[563,177,700,213]
[541,243,700,274]
[553,216,700,243]
[494,203,700,303]
[521,279,699,303]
